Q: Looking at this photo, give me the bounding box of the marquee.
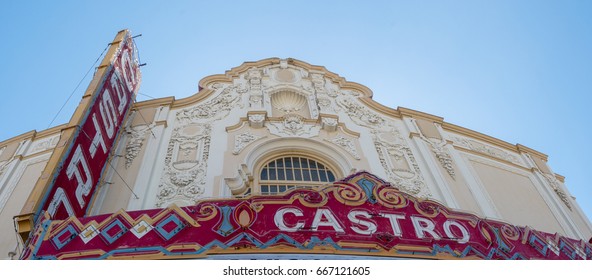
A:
[21,172,592,259]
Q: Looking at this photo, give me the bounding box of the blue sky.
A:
[1,1,591,225]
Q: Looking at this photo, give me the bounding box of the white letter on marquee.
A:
[274,208,305,232]
[110,73,128,115]
[120,49,137,92]
[411,216,441,240]
[312,208,344,233]
[99,90,117,139]
[89,113,107,158]
[348,210,377,235]
[380,213,406,237]
[67,145,93,209]
[443,220,470,244]
[47,187,75,218]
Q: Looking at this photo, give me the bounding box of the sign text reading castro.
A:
[43,33,140,220]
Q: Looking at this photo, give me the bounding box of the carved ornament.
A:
[266,114,321,138]
[452,136,522,166]
[124,123,155,169]
[325,136,361,160]
[233,132,264,155]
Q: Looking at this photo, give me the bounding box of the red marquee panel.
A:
[22,172,592,260]
[39,31,141,220]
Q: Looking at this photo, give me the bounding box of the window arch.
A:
[259,156,336,195]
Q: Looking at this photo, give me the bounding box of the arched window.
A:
[259,156,336,195]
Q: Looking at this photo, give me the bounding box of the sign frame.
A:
[16,29,141,243]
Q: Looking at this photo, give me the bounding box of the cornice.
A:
[0,130,36,147]
[289,59,374,99]
[397,107,444,123]
[555,173,565,183]
[0,124,66,147]
[133,96,175,109]
[357,97,401,119]
[35,124,66,139]
[171,57,376,109]
[442,122,517,151]
[442,122,550,161]
[360,100,550,166]
[516,144,548,160]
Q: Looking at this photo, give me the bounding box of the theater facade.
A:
[1,30,591,260]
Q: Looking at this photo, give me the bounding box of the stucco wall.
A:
[471,159,565,235]
[0,158,48,259]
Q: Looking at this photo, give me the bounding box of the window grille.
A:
[259,156,336,195]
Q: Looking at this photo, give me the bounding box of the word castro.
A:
[44,34,140,220]
[275,207,470,243]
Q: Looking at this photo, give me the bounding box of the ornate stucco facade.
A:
[1,58,591,259]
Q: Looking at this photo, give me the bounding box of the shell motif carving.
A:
[271,91,307,114]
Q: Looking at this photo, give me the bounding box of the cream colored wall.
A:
[438,159,483,216]
[0,128,62,259]
[524,153,592,239]
[471,159,565,235]
[0,158,48,259]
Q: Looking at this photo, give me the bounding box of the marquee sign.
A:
[38,30,141,220]
[21,172,592,260]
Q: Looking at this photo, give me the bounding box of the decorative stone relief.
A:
[266,114,321,138]
[274,68,297,83]
[429,140,456,180]
[310,73,324,90]
[336,96,386,128]
[327,89,339,98]
[248,94,263,108]
[176,85,244,124]
[224,164,253,194]
[311,71,338,115]
[451,135,523,166]
[157,82,244,207]
[325,136,360,160]
[374,135,431,198]
[246,68,263,108]
[335,95,430,198]
[25,135,60,156]
[299,78,315,94]
[317,97,334,114]
[248,113,266,128]
[233,132,264,155]
[283,115,304,134]
[542,173,572,211]
[307,93,319,119]
[124,123,155,169]
[156,123,211,207]
[271,91,307,114]
[279,59,288,69]
[414,128,456,180]
[321,116,338,132]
